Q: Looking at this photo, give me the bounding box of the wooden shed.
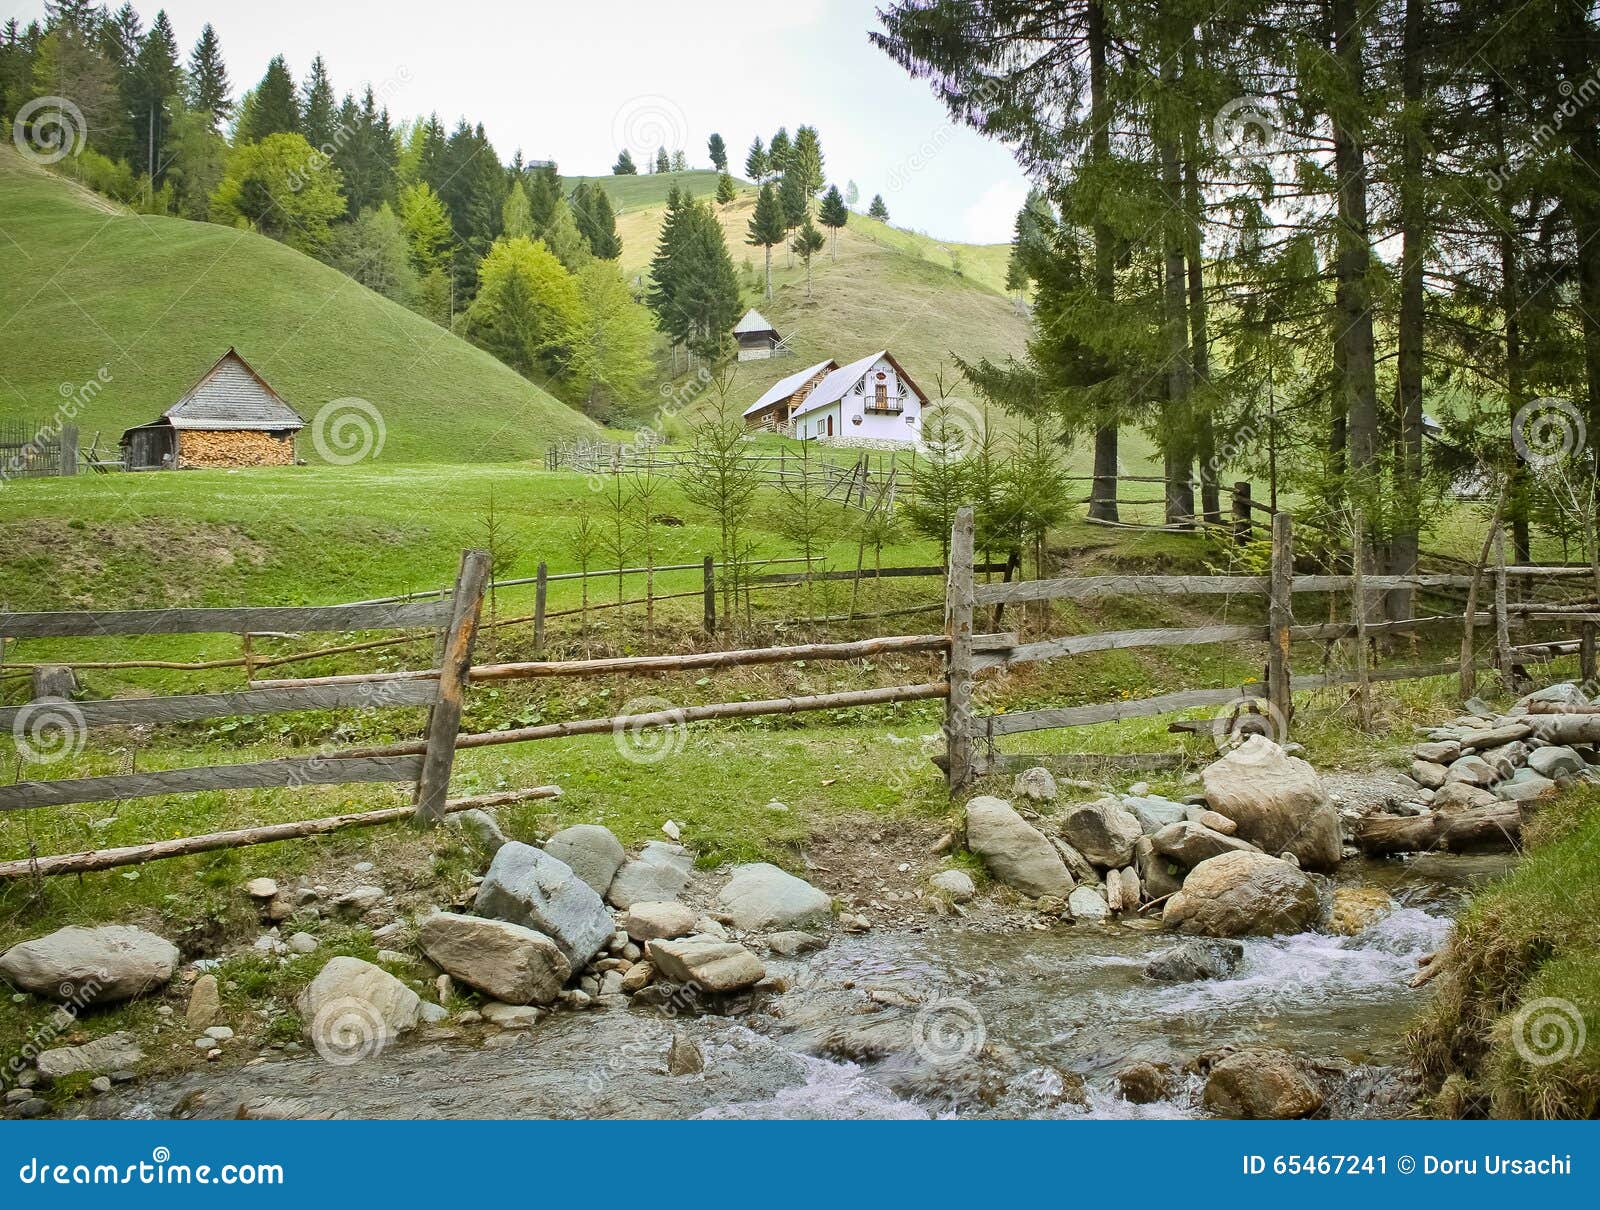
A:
[734,308,787,361]
[121,349,304,470]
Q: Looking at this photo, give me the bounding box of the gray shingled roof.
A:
[742,359,837,416]
[162,349,304,431]
[733,308,779,337]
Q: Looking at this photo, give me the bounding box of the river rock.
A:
[966,796,1075,897]
[35,1031,144,1082]
[296,956,422,1055]
[480,1002,541,1029]
[667,1031,705,1075]
[1067,886,1109,922]
[1202,1048,1323,1119]
[716,863,832,931]
[1122,795,1188,835]
[475,842,615,969]
[1197,810,1237,835]
[1410,759,1449,790]
[624,900,699,942]
[1433,780,1499,812]
[1529,745,1586,779]
[543,824,626,896]
[646,937,765,994]
[1144,938,1244,982]
[186,973,221,1029]
[1012,766,1057,803]
[0,925,179,1004]
[763,931,825,956]
[417,912,570,1005]
[1050,836,1099,884]
[1119,866,1141,907]
[1200,737,1341,871]
[1517,682,1588,711]
[1329,886,1393,935]
[1446,753,1497,786]
[1134,836,1183,900]
[1495,768,1555,803]
[930,869,976,902]
[1413,740,1461,764]
[1163,851,1321,937]
[450,809,510,856]
[606,841,694,909]
[1151,820,1258,867]
[245,877,279,900]
[1059,798,1143,868]
[1117,1061,1173,1104]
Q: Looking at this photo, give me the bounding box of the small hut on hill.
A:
[121,349,304,470]
[733,308,788,361]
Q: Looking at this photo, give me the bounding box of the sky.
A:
[6,0,1033,243]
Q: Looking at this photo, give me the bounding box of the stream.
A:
[95,852,1511,1122]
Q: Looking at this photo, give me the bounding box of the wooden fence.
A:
[0,420,77,481]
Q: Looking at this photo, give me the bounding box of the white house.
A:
[788,351,927,449]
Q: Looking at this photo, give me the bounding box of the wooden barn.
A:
[121,349,304,470]
[742,359,837,432]
[733,308,789,361]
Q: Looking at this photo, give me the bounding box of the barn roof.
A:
[790,350,928,420]
[742,359,837,417]
[161,348,305,431]
[733,308,779,337]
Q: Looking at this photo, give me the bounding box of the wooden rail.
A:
[0,600,449,639]
[0,680,437,732]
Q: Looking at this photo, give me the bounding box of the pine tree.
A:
[436,119,509,304]
[612,148,636,174]
[128,11,181,184]
[746,182,785,301]
[867,193,888,222]
[778,168,807,264]
[572,182,622,259]
[650,193,740,362]
[744,136,768,181]
[186,23,230,128]
[654,145,670,173]
[790,215,825,298]
[707,131,727,172]
[818,183,847,259]
[238,54,298,142]
[716,171,737,205]
[525,161,561,230]
[300,55,335,149]
[791,124,824,197]
[768,126,791,174]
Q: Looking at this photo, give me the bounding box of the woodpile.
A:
[178,429,294,468]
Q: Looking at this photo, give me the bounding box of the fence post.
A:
[60,425,78,476]
[702,556,716,635]
[533,561,548,657]
[1351,509,1372,728]
[1231,481,1252,546]
[1267,510,1294,733]
[1493,524,1514,689]
[1581,622,1597,686]
[412,548,491,825]
[945,507,976,792]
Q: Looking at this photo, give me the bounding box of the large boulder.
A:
[647,937,766,994]
[716,863,832,931]
[965,796,1075,898]
[1202,1049,1323,1119]
[1144,938,1244,982]
[35,1030,145,1082]
[1150,820,1258,868]
[0,925,179,1004]
[543,824,626,897]
[475,842,615,969]
[1059,799,1143,868]
[297,956,422,1060]
[606,841,694,909]
[1200,737,1341,871]
[1163,851,1321,938]
[417,912,570,1006]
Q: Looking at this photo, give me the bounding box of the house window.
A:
[852,414,863,425]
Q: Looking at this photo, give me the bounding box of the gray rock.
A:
[1446,753,1498,786]
[1151,820,1258,867]
[333,886,385,916]
[1516,682,1588,710]
[1163,851,1321,938]
[1495,769,1555,803]
[476,842,615,970]
[1119,866,1142,907]
[929,869,976,902]
[1433,780,1500,812]
[1121,795,1188,835]
[0,925,179,1004]
[417,912,571,1005]
[480,1002,541,1029]
[35,1030,144,1082]
[1011,766,1057,803]
[667,1031,705,1075]
[1460,723,1534,751]
[1134,835,1183,900]
[1058,798,1143,868]
[762,931,825,957]
[451,809,510,856]
[1529,745,1586,779]
[647,937,766,993]
[716,863,833,931]
[606,841,694,909]
[245,877,279,899]
[186,973,221,1029]
[287,932,319,955]
[965,796,1075,897]
[297,957,422,1057]
[1049,836,1099,884]
[1413,740,1461,764]
[543,824,625,897]
[1067,886,1109,922]
[1200,737,1341,871]
[32,665,79,699]
[1144,938,1244,982]
[1197,810,1237,835]
[1410,759,1449,790]
[624,900,699,942]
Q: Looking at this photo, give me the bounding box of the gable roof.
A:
[734,308,779,337]
[790,350,929,420]
[742,359,837,417]
[162,348,305,431]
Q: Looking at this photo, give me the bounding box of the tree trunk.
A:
[764,244,773,300]
[1085,0,1119,524]
[1160,135,1194,528]
[1184,155,1220,524]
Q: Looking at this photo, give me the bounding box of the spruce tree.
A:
[778,168,807,263]
[128,11,181,183]
[238,54,298,142]
[867,193,888,222]
[186,23,230,128]
[791,215,825,298]
[707,131,727,172]
[574,182,621,259]
[300,55,335,149]
[612,148,637,174]
[791,124,824,197]
[716,172,737,206]
[654,145,670,173]
[818,183,847,259]
[768,126,791,174]
[746,182,784,300]
[744,136,768,181]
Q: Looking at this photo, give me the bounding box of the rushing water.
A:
[99,855,1512,1122]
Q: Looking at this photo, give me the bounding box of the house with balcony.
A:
[787,351,927,449]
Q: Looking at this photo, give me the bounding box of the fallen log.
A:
[1355,802,1522,857]
[1520,716,1600,745]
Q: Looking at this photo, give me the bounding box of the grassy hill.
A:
[559,168,732,212]
[0,147,601,462]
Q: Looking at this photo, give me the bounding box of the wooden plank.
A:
[945,508,976,790]
[0,754,422,812]
[985,685,1249,737]
[0,599,450,639]
[970,751,1186,777]
[971,570,1474,607]
[412,549,491,825]
[976,624,1265,670]
[1294,661,1464,692]
[0,785,562,881]
[1267,511,1294,730]
[0,680,436,731]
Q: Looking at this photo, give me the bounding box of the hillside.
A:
[0,147,601,462]
[559,168,732,212]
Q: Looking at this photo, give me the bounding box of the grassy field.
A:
[559,168,735,212]
[0,147,601,460]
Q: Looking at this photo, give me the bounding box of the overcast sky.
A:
[6,0,1032,242]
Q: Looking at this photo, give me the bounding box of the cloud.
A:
[960,180,1028,244]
